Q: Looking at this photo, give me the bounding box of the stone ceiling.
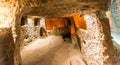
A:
[21,0,110,17]
[0,0,111,26]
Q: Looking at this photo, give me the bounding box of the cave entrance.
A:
[20,16,87,65]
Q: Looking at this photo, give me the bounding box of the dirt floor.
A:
[21,35,120,65]
[21,35,86,65]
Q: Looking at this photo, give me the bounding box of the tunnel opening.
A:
[19,15,87,49]
[45,17,73,42]
[19,14,89,65]
[18,8,117,65]
[39,27,47,38]
[21,16,27,26]
[61,18,71,42]
[34,18,40,26]
[20,15,89,65]
[1,0,120,65]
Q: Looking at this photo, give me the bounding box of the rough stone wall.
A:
[13,15,22,65]
[0,1,22,65]
[77,13,119,65]
[20,17,42,48]
[0,0,19,27]
[20,26,39,49]
[0,28,15,65]
[0,0,43,64]
[21,0,110,17]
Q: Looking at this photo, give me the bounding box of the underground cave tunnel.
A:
[0,0,120,65]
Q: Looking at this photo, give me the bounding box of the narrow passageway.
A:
[21,35,86,65]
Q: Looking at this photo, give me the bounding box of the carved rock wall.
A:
[0,28,15,65]
[20,26,39,49]
[24,0,110,17]
[77,13,119,65]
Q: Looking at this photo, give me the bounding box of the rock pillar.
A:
[0,28,15,65]
[77,13,119,65]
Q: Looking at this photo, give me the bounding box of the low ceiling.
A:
[21,0,110,18]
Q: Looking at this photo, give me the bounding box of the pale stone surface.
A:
[21,35,86,65]
[77,13,119,65]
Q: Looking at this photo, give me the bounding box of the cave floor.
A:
[21,35,86,65]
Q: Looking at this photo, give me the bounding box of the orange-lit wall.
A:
[45,16,87,36]
[73,15,87,30]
